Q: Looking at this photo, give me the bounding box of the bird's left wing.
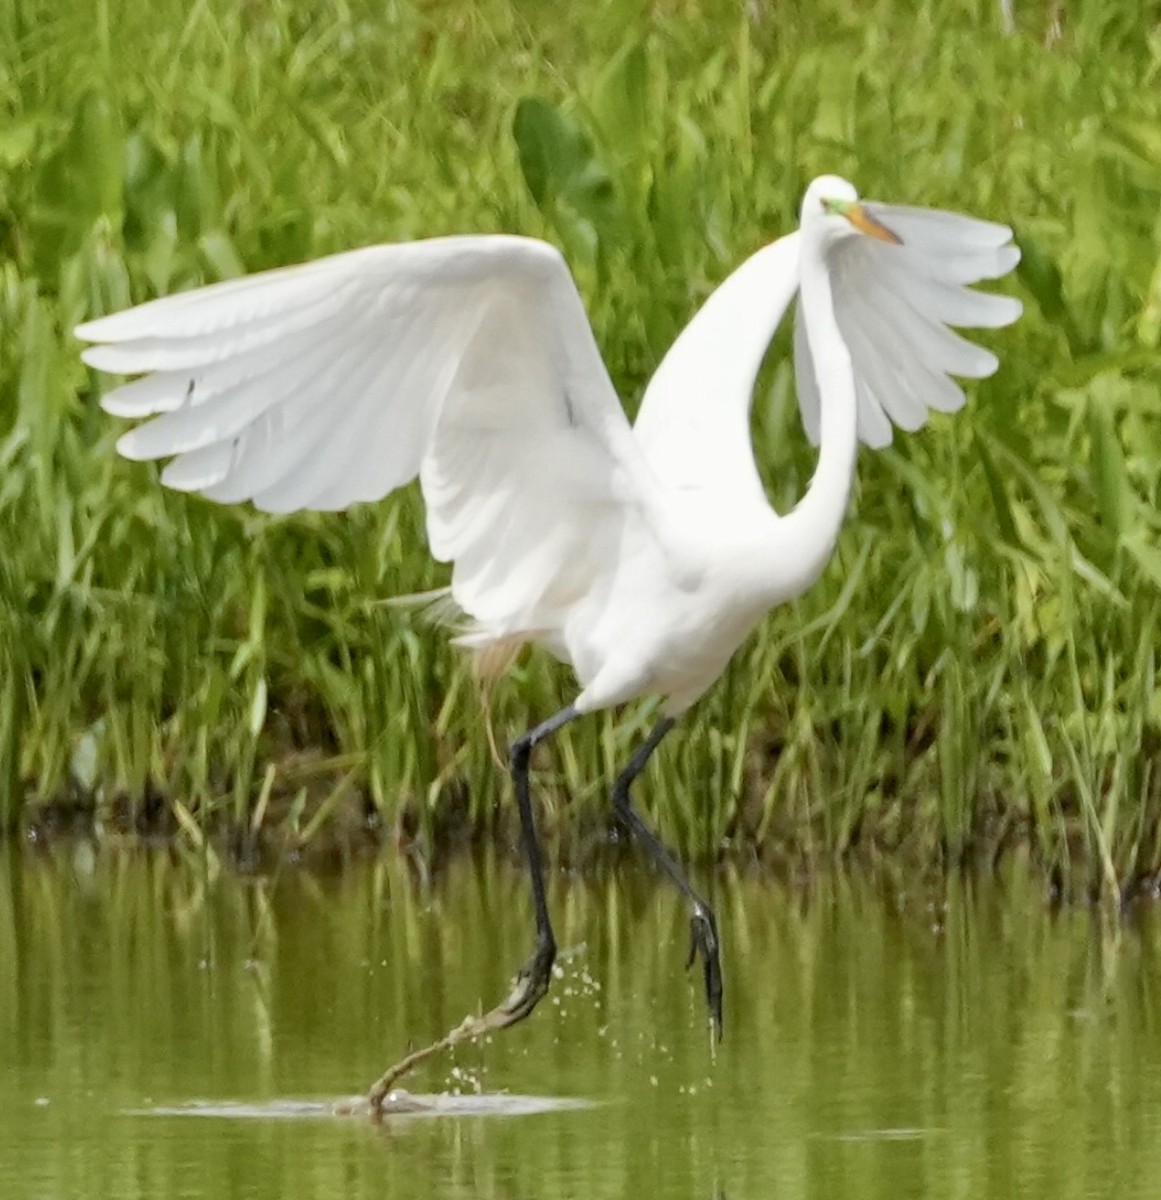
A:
[794,205,1022,448]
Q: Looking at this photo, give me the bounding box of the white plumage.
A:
[77,177,1021,719]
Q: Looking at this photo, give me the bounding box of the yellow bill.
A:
[823,197,902,244]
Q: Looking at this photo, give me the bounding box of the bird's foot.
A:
[498,935,556,1026]
[686,902,723,1039]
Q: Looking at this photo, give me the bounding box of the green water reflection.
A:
[2,845,1159,1199]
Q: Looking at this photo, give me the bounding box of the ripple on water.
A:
[130,1092,597,1121]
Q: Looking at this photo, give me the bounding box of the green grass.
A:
[2,0,1161,896]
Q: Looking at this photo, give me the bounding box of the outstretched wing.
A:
[77,236,672,636]
[794,205,1022,448]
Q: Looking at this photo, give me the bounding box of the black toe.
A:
[687,905,723,1039]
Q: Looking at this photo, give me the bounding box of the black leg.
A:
[366,705,580,1110]
[611,717,724,1038]
[499,704,579,1024]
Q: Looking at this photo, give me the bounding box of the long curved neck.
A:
[633,234,801,502]
[775,239,859,592]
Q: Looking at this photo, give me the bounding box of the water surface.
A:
[2,845,1159,1199]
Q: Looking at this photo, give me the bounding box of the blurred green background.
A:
[2,0,1160,895]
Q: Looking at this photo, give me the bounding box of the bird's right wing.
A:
[794,205,1022,448]
[77,236,642,511]
[78,236,681,636]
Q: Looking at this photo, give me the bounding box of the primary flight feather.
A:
[77,174,1021,1055]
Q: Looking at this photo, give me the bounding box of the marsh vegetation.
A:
[3,0,1161,897]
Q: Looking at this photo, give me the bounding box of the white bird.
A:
[76,175,1021,1037]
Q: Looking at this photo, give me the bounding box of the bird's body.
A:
[77,175,1021,1064]
[567,517,784,714]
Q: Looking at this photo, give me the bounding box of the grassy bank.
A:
[3,0,1161,896]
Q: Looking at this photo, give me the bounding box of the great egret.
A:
[76,175,1021,1038]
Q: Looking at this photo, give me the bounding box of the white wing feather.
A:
[77,236,672,639]
[794,204,1022,448]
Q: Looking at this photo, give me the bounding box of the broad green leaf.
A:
[514,97,575,208]
[1086,392,1133,540]
[512,96,614,221]
[1016,233,1086,355]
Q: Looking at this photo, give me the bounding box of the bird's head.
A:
[801,175,902,246]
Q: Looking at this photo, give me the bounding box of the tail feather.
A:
[380,586,464,629]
